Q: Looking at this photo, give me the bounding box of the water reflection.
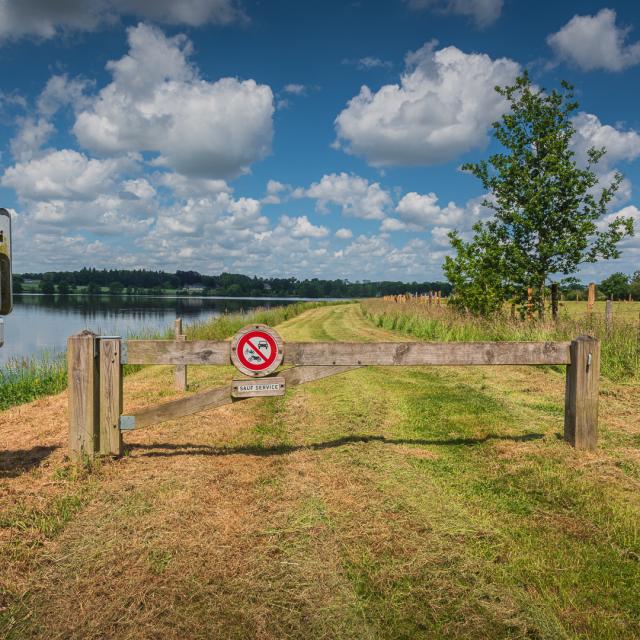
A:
[1,294,322,365]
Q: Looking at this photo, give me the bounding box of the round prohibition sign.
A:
[230,324,284,377]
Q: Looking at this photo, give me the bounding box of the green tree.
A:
[599,273,629,300]
[12,275,23,293]
[57,280,70,295]
[630,271,640,301]
[449,73,634,318]
[109,281,124,295]
[87,282,100,295]
[444,225,511,315]
[40,279,55,295]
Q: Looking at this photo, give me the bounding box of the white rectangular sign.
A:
[231,376,285,398]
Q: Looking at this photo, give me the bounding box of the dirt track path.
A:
[1,304,639,639]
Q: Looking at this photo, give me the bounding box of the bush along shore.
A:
[0,301,336,412]
[362,299,640,384]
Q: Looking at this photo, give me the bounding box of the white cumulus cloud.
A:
[1,149,134,201]
[278,215,329,238]
[395,191,464,228]
[572,112,640,167]
[334,41,520,167]
[73,23,274,179]
[548,8,640,71]
[298,172,391,220]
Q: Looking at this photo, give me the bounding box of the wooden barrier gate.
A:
[67,329,601,459]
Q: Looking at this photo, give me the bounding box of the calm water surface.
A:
[0,294,330,366]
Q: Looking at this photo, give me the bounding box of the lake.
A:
[0,294,332,366]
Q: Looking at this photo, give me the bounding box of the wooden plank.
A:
[283,341,571,366]
[125,340,230,365]
[124,385,233,430]
[174,318,187,391]
[231,376,286,398]
[99,338,123,456]
[124,339,572,367]
[122,366,359,430]
[564,336,600,450]
[67,332,99,459]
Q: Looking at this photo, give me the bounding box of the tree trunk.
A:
[538,282,545,320]
[551,283,559,322]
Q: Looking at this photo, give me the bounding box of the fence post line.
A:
[175,318,187,391]
[564,335,600,450]
[67,331,100,459]
[99,337,123,456]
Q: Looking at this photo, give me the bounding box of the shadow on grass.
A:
[0,445,59,478]
[127,432,544,458]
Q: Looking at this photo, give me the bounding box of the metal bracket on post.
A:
[119,415,136,430]
[119,341,128,364]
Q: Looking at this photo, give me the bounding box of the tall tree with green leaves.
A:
[445,72,634,318]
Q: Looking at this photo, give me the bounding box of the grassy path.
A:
[1,304,639,639]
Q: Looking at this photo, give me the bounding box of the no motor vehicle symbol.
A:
[231,324,284,377]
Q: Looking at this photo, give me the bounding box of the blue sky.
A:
[0,0,639,281]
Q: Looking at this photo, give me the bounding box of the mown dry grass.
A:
[1,303,639,639]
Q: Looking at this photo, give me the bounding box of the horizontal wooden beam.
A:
[283,341,572,366]
[124,340,230,365]
[121,385,231,430]
[122,339,572,367]
[120,365,360,430]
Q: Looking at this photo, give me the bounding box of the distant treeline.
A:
[13,268,453,298]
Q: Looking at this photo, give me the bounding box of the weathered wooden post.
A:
[99,337,123,456]
[175,318,187,391]
[67,331,100,459]
[527,287,533,320]
[587,282,596,312]
[605,300,613,333]
[564,336,600,450]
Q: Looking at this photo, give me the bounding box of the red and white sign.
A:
[230,324,284,377]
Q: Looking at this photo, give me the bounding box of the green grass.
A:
[2,303,640,638]
[363,299,640,383]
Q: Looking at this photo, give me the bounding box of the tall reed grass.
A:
[362,300,639,383]
[0,352,67,411]
[0,301,337,411]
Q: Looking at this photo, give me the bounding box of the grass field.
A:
[1,303,639,639]
[364,299,639,383]
[561,300,640,321]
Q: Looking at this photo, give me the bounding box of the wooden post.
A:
[527,287,533,320]
[551,283,559,321]
[67,331,100,459]
[587,282,596,312]
[605,300,613,333]
[99,338,123,456]
[564,336,600,450]
[175,318,187,391]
